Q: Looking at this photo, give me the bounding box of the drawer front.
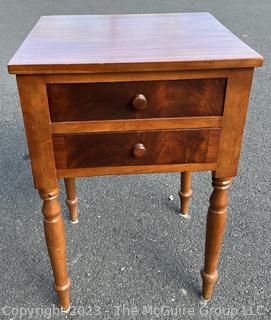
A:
[53,129,221,169]
[47,79,226,122]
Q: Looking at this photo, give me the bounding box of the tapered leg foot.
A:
[201,270,218,301]
[39,188,71,310]
[54,280,71,312]
[201,174,232,301]
[64,178,78,223]
[179,172,192,216]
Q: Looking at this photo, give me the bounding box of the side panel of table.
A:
[215,68,254,177]
[16,75,58,189]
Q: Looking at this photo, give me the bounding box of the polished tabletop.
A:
[8,12,263,74]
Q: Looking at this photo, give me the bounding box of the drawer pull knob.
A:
[132,94,148,111]
[132,143,146,158]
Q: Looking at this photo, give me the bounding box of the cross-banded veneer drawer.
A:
[47,79,226,122]
[53,129,221,169]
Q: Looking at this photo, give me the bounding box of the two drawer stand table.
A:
[8,13,263,310]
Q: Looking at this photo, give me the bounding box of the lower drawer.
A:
[53,129,221,169]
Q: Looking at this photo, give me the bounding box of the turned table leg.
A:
[179,172,192,216]
[39,188,71,311]
[64,178,78,224]
[201,175,232,301]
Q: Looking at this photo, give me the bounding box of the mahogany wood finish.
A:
[8,13,263,309]
[64,178,78,223]
[47,79,226,122]
[53,129,221,169]
[8,13,263,74]
[179,172,193,216]
[201,175,232,300]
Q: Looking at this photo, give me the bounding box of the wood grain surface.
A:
[56,163,217,179]
[51,117,222,134]
[53,129,221,169]
[8,13,263,74]
[47,79,226,122]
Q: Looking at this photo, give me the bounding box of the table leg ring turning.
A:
[54,279,71,312]
[201,270,218,301]
[39,188,71,310]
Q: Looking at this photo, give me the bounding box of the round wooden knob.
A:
[132,94,148,111]
[132,143,146,158]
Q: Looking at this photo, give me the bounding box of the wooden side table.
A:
[8,13,263,310]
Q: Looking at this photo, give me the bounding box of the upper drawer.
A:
[47,79,226,122]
